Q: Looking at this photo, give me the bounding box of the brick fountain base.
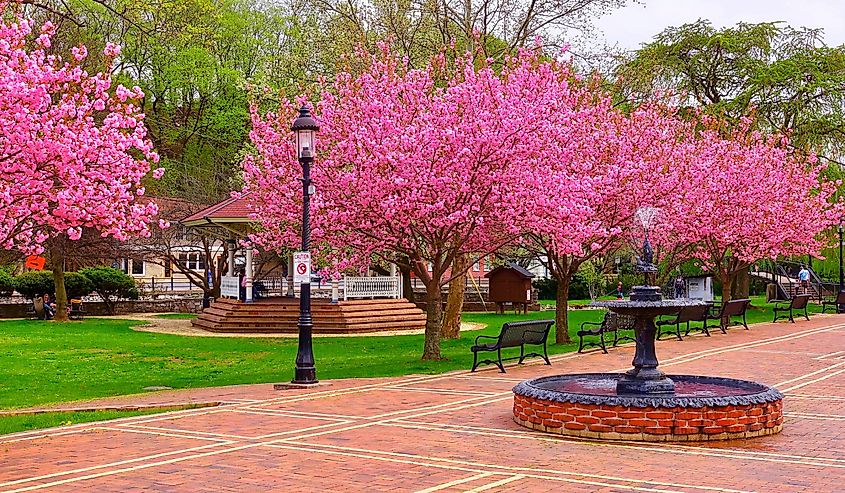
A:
[512,374,783,442]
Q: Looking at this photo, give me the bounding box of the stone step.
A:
[193,297,427,334]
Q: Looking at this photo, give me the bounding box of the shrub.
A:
[64,272,94,299]
[0,269,15,297]
[532,276,592,301]
[14,271,55,300]
[79,266,136,314]
[532,277,557,300]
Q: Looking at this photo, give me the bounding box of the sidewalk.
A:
[2,315,845,492]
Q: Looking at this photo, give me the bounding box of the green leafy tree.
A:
[79,266,138,314]
[575,259,607,301]
[616,20,845,166]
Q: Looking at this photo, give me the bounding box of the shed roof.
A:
[181,194,253,227]
[484,262,535,279]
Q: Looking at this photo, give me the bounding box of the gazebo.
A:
[181,195,425,334]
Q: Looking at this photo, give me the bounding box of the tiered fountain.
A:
[512,208,783,441]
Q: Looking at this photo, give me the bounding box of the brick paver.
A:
[3,315,845,492]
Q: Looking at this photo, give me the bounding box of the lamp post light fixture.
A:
[291,105,319,385]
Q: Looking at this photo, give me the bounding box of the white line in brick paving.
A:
[815,350,845,360]
[383,386,501,396]
[235,407,360,420]
[463,474,525,492]
[384,420,845,469]
[648,323,845,370]
[787,393,845,401]
[775,360,845,387]
[0,438,234,489]
[784,412,845,421]
[266,442,754,493]
[412,472,495,493]
[781,367,845,392]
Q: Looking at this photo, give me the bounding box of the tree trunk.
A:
[50,249,68,322]
[720,274,733,304]
[554,275,572,344]
[441,254,468,339]
[399,263,414,303]
[733,266,750,299]
[422,285,443,360]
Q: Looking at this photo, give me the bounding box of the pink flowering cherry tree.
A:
[665,119,841,302]
[0,7,163,321]
[527,94,691,343]
[245,47,588,359]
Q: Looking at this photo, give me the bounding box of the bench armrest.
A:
[474,334,499,346]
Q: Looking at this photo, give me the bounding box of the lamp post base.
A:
[292,367,318,385]
[274,380,328,390]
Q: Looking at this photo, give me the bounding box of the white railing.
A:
[343,276,401,300]
[220,276,240,299]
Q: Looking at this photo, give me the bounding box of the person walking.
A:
[616,281,624,300]
[798,265,810,295]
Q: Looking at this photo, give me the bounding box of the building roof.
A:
[181,194,253,227]
[484,262,535,279]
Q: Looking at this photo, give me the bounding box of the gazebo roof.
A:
[181,194,252,227]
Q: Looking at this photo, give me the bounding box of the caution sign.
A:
[293,251,311,284]
[25,256,46,270]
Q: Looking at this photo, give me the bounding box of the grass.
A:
[0,312,598,411]
[0,409,166,436]
[0,295,826,434]
[154,313,198,319]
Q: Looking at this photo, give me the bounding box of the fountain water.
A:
[512,209,784,441]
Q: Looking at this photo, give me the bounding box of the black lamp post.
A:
[838,219,844,313]
[292,106,319,384]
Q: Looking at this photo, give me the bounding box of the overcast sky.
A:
[593,0,845,50]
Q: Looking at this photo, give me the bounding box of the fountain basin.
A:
[513,374,783,441]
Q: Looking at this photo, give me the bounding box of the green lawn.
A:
[0,409,166,435]
[154,313,198,319]
[0,311,599,411]
[0,296,826,434]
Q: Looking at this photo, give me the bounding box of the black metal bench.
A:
[470,320,554,373]
[821,291,845,314]
[657,304,710,340]
[705,298,750,334]
[773,294,811,323]
[577,312,636,354]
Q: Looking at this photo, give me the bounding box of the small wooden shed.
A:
[485,263,535,313]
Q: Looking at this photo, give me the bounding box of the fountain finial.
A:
[631,207,660,301]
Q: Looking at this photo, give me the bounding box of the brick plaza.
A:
[3,315,845,492]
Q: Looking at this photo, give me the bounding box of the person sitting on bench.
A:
[42,293,56,320]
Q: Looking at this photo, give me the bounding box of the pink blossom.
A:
[71,45,87,61]
[0,5,160,253]
[103,42,121,57]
